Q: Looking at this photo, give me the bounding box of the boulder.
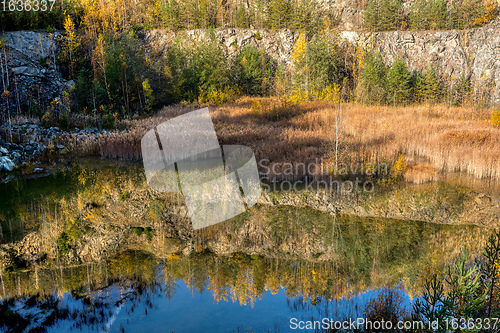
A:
[0,156,16,171]
[12,66,42,77]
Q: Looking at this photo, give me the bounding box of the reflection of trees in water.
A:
[2,253,365,331]
[0,234,491,332]
[0,256,169,332]
[0,214,489,304]
[364,288,409,331]
[0,160,491,330]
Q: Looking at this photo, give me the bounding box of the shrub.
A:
[133,227,144,236]
[120,191,131,200]
[198,85,242,105]
[144,227,153,241]
[103,109,116,129]
[39,57,49,67]
[57,232,69,254]
[451,72,471,106]
[390,153,407,180]
[59,113,69,130]
[364,289,408,332]
[254,31,262,40]
[319,83,341,103]
[142,79,154,112]
[289,90,309,104]
[492,108,500,127]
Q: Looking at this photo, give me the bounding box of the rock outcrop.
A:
[2,22,500,113]
[141,28,299,66]
[143,22,500,104]
[0,31,73,115]
[340,24,500,104]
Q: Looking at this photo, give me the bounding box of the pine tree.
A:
[358,51,387,104]
[363,0,404,31]
[417,65,442,104]
[410,0,447,30]
[363,0,380,31]
[267,0,290,29]
[306,34,341,93]
[234,46,273,96]
[386,58,412,106]
[236,4,247,28]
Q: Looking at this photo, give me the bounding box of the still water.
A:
[0,159,494,332]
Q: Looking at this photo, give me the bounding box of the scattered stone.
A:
[0,156,16,171]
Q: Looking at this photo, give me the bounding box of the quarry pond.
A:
[0,158,498,332]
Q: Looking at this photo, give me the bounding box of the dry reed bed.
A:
[64,97,500,181]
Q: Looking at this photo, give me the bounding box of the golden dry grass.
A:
[65,97,500,181]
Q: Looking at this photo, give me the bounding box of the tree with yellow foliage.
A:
[291,32,308,96]
[142,79,154,112]
[59,16,81,79]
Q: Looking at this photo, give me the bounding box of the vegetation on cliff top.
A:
[1,0,497,32]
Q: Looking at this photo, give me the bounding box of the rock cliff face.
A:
[341,25,500,104]
[0,31,73,113]
[143,21,500,104]
[2,22,500,109]
[141,28,299,66]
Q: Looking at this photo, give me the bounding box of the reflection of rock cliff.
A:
[0,160,497,272]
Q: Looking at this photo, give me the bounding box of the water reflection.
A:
[0,223,488,333]
[0,159,496,332]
